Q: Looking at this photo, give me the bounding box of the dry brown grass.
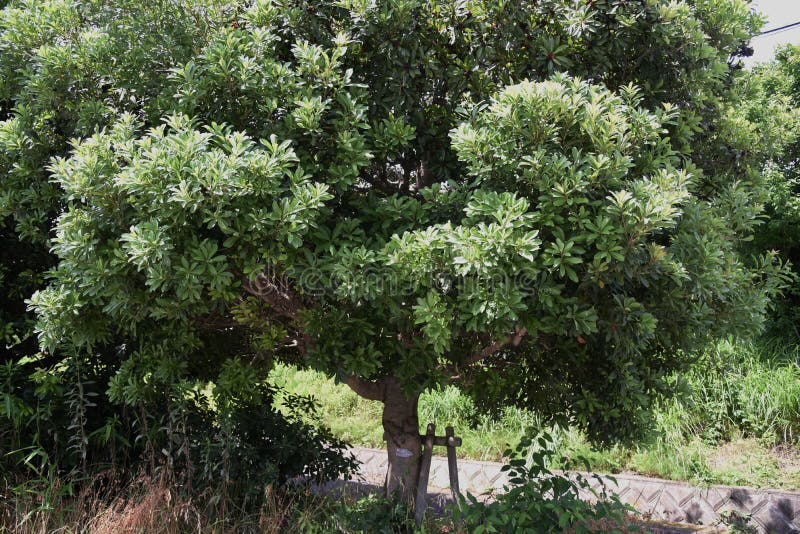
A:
[87,479,202,534]
[0,472,327,534]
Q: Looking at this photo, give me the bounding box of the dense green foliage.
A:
[1,0,797,519]
[0,0,357,498]
[1,355,356,517]
[745,45,800,340]
[19,0,785,435]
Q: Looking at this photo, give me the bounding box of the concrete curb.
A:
[348,447,800,533]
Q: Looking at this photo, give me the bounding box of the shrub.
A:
[1,355,357,520]
[456,431,632,534]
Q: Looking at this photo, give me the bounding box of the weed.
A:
[718,510,758,534]
[455,431,634,534]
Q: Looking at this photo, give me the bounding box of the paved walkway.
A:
[349,447,800,534]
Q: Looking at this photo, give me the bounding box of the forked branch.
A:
[462,325,528,368]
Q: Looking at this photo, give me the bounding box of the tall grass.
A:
[1,470,454,534]
[620,338,800,487]
[2,471,347,534]
[666,339,800,445]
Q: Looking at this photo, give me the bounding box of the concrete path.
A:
[349,447,800,533]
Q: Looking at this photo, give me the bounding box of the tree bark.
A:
[381,376,422,505]
[344,374,423,505]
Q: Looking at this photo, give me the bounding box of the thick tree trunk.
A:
[381,376,422,504]
[345,374,422,505]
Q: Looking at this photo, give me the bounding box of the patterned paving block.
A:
[620,485,651,509]
[751,501,800,534]
[464,470,493,493]
[769,494,800,522]
[644,484,668,505]
[652,489,688,523]
[427,462,449,489]
[727,487,760,509]
[698,487,729,511]
[663,483,697,508]
[682,496,718,526]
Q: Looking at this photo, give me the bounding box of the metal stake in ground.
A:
[414,423,435,526]
[445,425,460,505]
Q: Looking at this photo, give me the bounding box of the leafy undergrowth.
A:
[271,338,800,489]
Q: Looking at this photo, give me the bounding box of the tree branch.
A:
[462,325,527,368]
[345,375,385,401]
[415,159,434,190]
[241,269,315,359]
[242,271,305,321]
[360,166,398,195]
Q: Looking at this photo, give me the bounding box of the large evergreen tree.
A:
[1,0,787,501]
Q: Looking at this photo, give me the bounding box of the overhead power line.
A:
[753,20,800,38]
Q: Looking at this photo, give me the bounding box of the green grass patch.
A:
[270,338,800,489]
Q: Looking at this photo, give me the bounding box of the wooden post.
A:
[446,425,461,505]
[414,423,435,526]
